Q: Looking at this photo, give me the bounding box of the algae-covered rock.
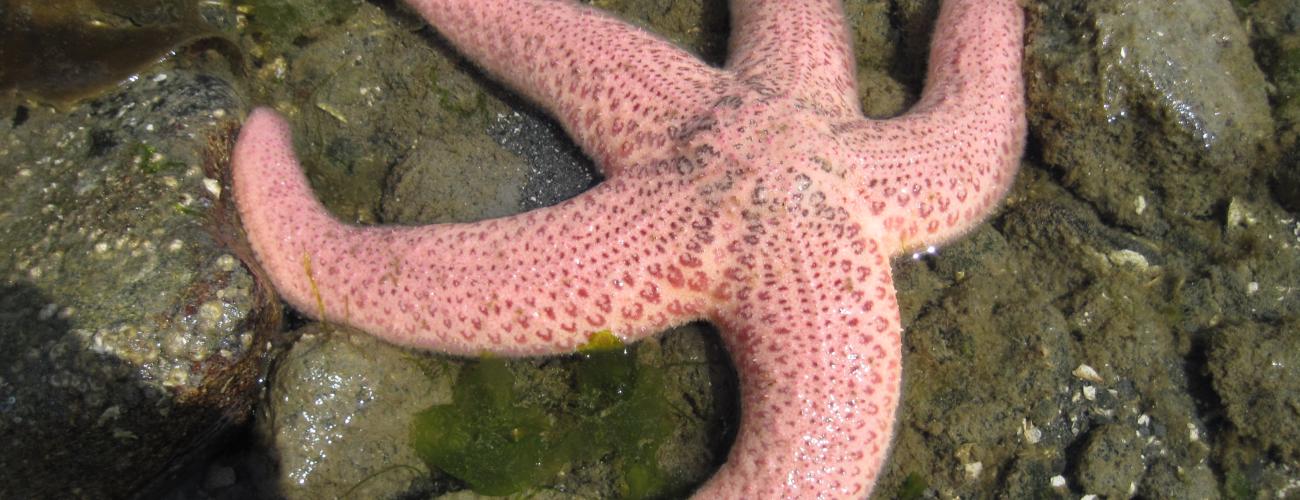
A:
[1246,0,1300,213]
[263,323,735,499]
[1076,423,1145,498]
[1027,0,1274,233]
[1208,321,1300,461]
[0,69,276,498]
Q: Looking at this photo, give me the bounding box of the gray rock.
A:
[382,128,531,225]
[0,69,277,498]
[260,325,443,499]
[262,322,734,499]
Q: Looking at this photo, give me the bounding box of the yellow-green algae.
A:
[411,332,684,498]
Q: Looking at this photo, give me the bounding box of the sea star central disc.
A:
[231,0,1026,497]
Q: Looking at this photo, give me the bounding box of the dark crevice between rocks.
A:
[1183,326,1233,493]
[10,105,28,128]
[89,128,120,158]
[1058,424,1096,493]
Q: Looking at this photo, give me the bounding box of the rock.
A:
[382,129,531,225]
[262,322,734,499]
[1208,321,1300,461]
[1076,423,1145,498]
[878,1,1298,497]
[260,325,444,499]
[1247,0,1300,213]
[0,68,277,498]
[1001,455,1065,498]
[1027,0,1274,233]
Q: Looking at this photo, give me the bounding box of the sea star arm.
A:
[405,0,731,177]
[701,234,902,499]
[845,0,1026,255]
[231,109,719,356]
[725,0,860,117]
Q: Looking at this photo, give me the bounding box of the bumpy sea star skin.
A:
[231,0,1025,497]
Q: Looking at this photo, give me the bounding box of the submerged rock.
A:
[1028,0,1274,233]
[262,322,735,499]
[260,325,445,499]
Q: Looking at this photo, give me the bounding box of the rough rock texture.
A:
[1208,320,1300,490]
[1075,423,1146,498]
[263,322,735,499]
[1249,0,1300,214]
[1028,0,1274,233]
[261,325,446,499]
[0,69,278,498]
[878,0,1298,497]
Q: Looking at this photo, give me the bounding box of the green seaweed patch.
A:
[574,346,677,498]
[410,359,565,495]
[411,335,685,498]
[132,143,186,174]
[431,79,490,120]
[896,472,929,500]
[236,0,360,54]
[1224,469,1256,500]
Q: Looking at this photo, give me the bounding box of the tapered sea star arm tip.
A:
[231,110,711,357]
[231,107,353,324]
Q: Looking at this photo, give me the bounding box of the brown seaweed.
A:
[0,0,241,106]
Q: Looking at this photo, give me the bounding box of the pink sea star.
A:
[231,0,1025,497]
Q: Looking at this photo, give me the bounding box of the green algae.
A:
[236,0,361,57]
[234,0,359,55]
[431,76,491,121]
[896,472,929,500]
[411,334,687,498]
[131,142,185,174]
[411,358,563,496]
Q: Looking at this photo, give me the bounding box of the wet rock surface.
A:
[1208,320,1300,481]
[1075,423,1146,498]
[0,67,277,498]
[1028,0,1274,233]
[1251,0,1300,214]
[261,325,446,499]
[876,0,1298,497]
[261,322,735,499]
[877,0,1297,497]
